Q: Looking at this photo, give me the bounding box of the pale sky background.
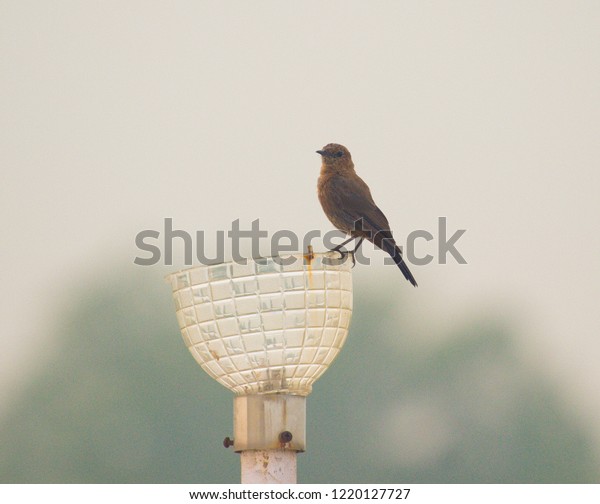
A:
[1,0,599,453]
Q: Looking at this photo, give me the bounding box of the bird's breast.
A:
[317,174,353,234]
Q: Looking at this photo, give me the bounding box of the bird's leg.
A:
[331,236,354,254]
[348,237,364,267]
[351,237,364,253]
[330,236,355,264]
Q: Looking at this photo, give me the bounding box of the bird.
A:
[316,143,418,287]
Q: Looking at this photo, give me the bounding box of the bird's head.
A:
[316,143,353,172]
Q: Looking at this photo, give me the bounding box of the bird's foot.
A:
[329,244,345,259]
[328,247,356,267]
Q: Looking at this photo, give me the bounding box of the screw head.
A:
[223,436,234,448]
[279,431,293,444]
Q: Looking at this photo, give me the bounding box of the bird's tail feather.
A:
[395,252,418,287]
[383,240,418,287]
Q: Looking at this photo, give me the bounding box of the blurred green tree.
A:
[0,271,596,482]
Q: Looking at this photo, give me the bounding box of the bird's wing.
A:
[330,175,393,240]
[324,173,417,286]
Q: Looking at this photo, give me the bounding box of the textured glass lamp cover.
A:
[167,252,353,397]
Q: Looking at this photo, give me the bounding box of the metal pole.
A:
[232,395,305,484]
[240,450,297,484]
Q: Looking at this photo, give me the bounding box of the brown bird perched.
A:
[317,143,418,287]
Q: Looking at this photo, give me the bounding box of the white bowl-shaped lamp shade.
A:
[167,252,353,396]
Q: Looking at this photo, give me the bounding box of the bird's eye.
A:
[335,151,344,158]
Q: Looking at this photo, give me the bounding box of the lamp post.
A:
[167,250,353,483]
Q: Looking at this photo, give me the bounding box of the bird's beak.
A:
[316,150,325,156]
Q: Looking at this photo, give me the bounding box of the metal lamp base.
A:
[233,394,306,452]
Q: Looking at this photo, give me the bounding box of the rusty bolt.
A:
[223,437,234,448]
[279,431,293,444]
